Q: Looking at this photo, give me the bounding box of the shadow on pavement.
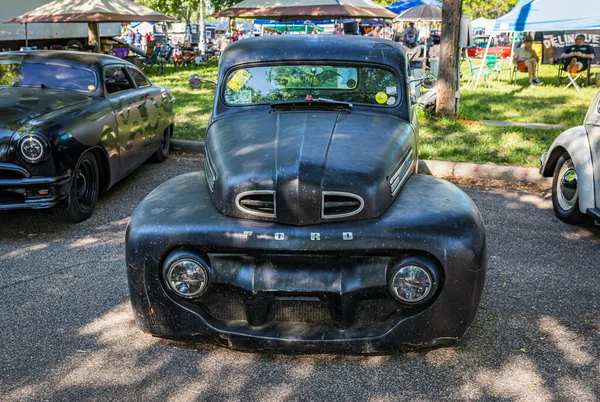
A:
[1,161,598,401]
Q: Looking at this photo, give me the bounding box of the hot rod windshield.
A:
[0,61,97,93]
[224,65,400,107]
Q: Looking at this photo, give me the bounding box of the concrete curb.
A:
[171,139,551,186]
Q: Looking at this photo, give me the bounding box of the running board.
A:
[587,208,600,225]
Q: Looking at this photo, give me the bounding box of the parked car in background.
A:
[126,35,487,353]
[540,90,600,225]
[0,51,175,222]
[466,35,512,58]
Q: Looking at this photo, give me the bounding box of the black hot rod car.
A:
[0,51,175,222]
[126,36,487,352]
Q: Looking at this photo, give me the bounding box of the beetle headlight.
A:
[165,258,209,298]
[389,257,439,304]
[19,134,47,163]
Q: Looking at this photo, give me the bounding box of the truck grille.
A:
[203,292,401,327]
[236,191,276,217]
[321,192,364,219]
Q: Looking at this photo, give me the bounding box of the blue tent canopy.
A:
[254,19,338,25]
[386,0,442,16]
[494,0,600,32]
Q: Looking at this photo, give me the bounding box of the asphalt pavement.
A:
[1,156,599,402]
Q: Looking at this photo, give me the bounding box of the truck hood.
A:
[0,87,93,161]
[205,109,416,225]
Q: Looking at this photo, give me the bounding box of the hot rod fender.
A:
[540,126,594,214]
[125,172,488,352]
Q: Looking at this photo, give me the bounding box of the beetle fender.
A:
[541,126,594,213]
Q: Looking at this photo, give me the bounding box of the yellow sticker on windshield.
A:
[88,85,95,91]
[375,92,388,104]
[227,69,252,92]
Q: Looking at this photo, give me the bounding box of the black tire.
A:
[54,152,99,223]
[150,127,171,163]
[551,152,587,224]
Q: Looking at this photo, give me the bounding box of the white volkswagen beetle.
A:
[540,90,600,224]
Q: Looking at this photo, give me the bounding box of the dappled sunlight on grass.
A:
[419,114,561,167]
[148,65,218,141]
[419,64,598,167]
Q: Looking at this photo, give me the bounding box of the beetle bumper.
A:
[0,162,70,210]
[126,172,487,353]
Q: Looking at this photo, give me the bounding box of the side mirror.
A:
[422,74,436,89]
[408,73,437,89]
[104,71,120,84]
[189,74,217,89]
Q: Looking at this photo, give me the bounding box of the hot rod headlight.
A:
[389,257,439,304]
[19,134,47,163]
[165,258,209,298]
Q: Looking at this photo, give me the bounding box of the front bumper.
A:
[0,162,70,210]
[126,172,487,353]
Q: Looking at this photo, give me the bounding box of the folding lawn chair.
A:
[558,60,592,93]
[485,54,511,82]
[465,57,491,88]
[510,61,539,84]
[141,47,160,73]
[157,45,179,74]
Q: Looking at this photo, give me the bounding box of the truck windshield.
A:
[0,61,97,92]
[224,65,400,107]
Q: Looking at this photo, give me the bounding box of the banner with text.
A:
[542,30,600,64]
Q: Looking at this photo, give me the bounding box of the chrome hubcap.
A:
[557,160,578,211]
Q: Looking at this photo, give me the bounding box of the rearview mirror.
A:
[189,74,217,89]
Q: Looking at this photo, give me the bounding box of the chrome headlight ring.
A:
[388,255,440,305]
[18,133,49,164]
[162,251,211,299]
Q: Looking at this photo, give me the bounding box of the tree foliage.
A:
[365,0,520,19]
[209,0,242,13]
[461,0,519,19]
[137,0,200,23]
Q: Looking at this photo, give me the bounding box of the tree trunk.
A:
[435,0,462,118]
[88,22,100,53]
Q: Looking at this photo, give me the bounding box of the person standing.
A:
[561,33,596,73]
[134,29,142,48]
[404,22,418,46]
[513,35,543,87]
[371,26,382,38]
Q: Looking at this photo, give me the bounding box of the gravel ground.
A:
[1,156,599,402]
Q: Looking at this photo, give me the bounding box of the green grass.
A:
[418,63,598,167]
[148,64,218,141]
[149,62,598,167]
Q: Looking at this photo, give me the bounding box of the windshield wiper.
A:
[270,98,352,111]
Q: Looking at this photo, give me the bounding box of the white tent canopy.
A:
[471,17,496,35]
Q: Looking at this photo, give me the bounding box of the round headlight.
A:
[390,264,434,304]
[165,259,209,298]
[19,135,46,163]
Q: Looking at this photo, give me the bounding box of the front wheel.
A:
[551,152,587,224]
[54,152,99,223]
